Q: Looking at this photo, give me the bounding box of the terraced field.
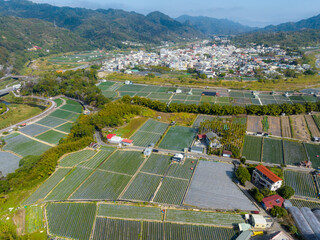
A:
[49,109,79,121]
[166,159,197,180]
[59,150,96,167]
[60,104,83,113]
[36,116,67,128]
[242,136,262,162]
[55,122,73,133]
[36,130,66,144]
[262,138,284,164]
[79,149,114,169]
[141,154,171,175]
[0,151,21,176]
[19,124,49,136]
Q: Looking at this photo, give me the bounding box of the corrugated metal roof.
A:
[236,231,253,240]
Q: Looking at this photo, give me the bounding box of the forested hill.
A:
[0,16,91,74]
[0,0,203,47]
[176,15,256,35]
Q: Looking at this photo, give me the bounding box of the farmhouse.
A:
[261,195,284,210]
[121,139,133,146]
[252,165,283,191]
[205,132,221,148]
[106,134,122,144]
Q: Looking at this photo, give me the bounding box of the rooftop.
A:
[256,165,282,183]
[262,195,284,208]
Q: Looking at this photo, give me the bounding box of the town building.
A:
[261,195,284,210]
[252,165,283,191]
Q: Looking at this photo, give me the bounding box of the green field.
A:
[49,109,79,121]
[60,104,83,113]
[166,159,197,180]
[36,130,67,144]
[284,170,318,198]
[46,203,96,240]
[23,168,71,205]
[45,167,94,201]
[305,143,320,169]
[312,115,320,129]
[142,222,164,240]
[166,209,245,226]
[79,149,114,169]
[122,173,161,201]
[36,116,67,128]
[25,205,44,233]
[53,98,63,107]
[70,170,132,200]
[242,136,262,162]
[59,150,96,167]
[262,138,284,164]
[153,177,189,205]
[283,140,308,165]
[98,150,144,175]
[141,154,171,175]
[55,122,73,133]
[97,204,162,221]
[159,126,197,151]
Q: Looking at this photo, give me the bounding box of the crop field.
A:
[23,168,71,205]
[284,170,318,198]
[49,109,79,121]
[3,133,51,157]
[99,150,144,175]
[153,177,189,205]
[290,115,310,141]
[304,143,320,169]
[192,115,217,128]
[36,130,66,144]
[268,116,282,136]
[60,104,83,113]
[283,140,308,166]
[242,136,262,162]
[131,119,169,147]
[165,209,244,226]
[140,154,171,175]
[247,116,263,133]
[19,123,49,136]
[46,203,96,240]
[122,173,162,201]
[55,122,73,133]
[290,198,320,209]
[164,223,237,240]
[93,218,141,240]
[36,116,67,128]
[262,138,284,164]
[70,170,132,200]
[79,149,114,169]
[59,150,96,167]
[312,115,320,130]
[25,205,43,233]
[53,98,63,107]
[305,115,320,137]
[142,222,164,240]
[0,151,21,176]
[98,81,118,91]
[159,126,197,151]
[97,204,161,221]
[45,167,94,201]
[281,116,292,138]
[166,159,197,180]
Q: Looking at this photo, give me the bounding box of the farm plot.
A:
[305,143,320,169]
[166,159,198,180]
[290,115,310,141]
[262,138,284,164]
[36,116,67,128]
[142,222,163,240]
[283,140,308,166]
[281,116,292,138]
[99,150,144,175]
[153,177,189,205]
[312,115,320,130]
[46,203,96,240]
[192,115,216,128]
[139,119,169,133]
[59,150,96,167]
[141,154,171,175]
[121,173,162,201]
[290,198,320,209]
[268,116,282,137]
[165,209,244,226]
[70,170,132,200]
[23,168,71,205]
[247,116,263,133]
[25,205,43,233]
[60,104,83,113]
[49,109,79,122]
[164,223,237,240]
[0,152,21,176]
[242,136,262,162]
[36,130,66,144]
[93,218,141,240]
[53,98,63,107]
[3,133,51,157]
[55,122,73,133]
[45,167,94,201]
[19,124,50,136]
[118,84,146,92]
[79,149,114,169]
[159,126,197,151]
[98,204,161,221]
[284,170,318,198]
[305,115,320,137]
[98,81,118,91]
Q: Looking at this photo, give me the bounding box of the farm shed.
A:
[261,195,284,210]
[252,165,282,191]
[190,146,203,154]
[251,214,267,228]
[288,207,316,240]
[222,150,232,158]
[236,231,253,240]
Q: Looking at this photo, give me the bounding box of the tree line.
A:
[123,95,320,116]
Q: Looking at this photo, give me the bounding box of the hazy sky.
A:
[33,0,320,27]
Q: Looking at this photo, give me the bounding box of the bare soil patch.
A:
[290,115,310,141]
[247,116,263,133]
[305,115,320,138]
[268,116,282,137]
[281,116,291,138]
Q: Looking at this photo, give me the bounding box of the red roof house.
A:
[106,134,116,140]
[121,139,133,145]
[252,165,283,191]
[261,195,284,210]
[255,165,282,183]
[197,134,206,140]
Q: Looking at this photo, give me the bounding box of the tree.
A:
[240,157,246,164]
[277,186,295,199]
[270,206,288,218]
[0,180,10,194]
[249,187,264,202]
[288,224,298,235]
[235,166,251,185]
[260,187,276,197]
